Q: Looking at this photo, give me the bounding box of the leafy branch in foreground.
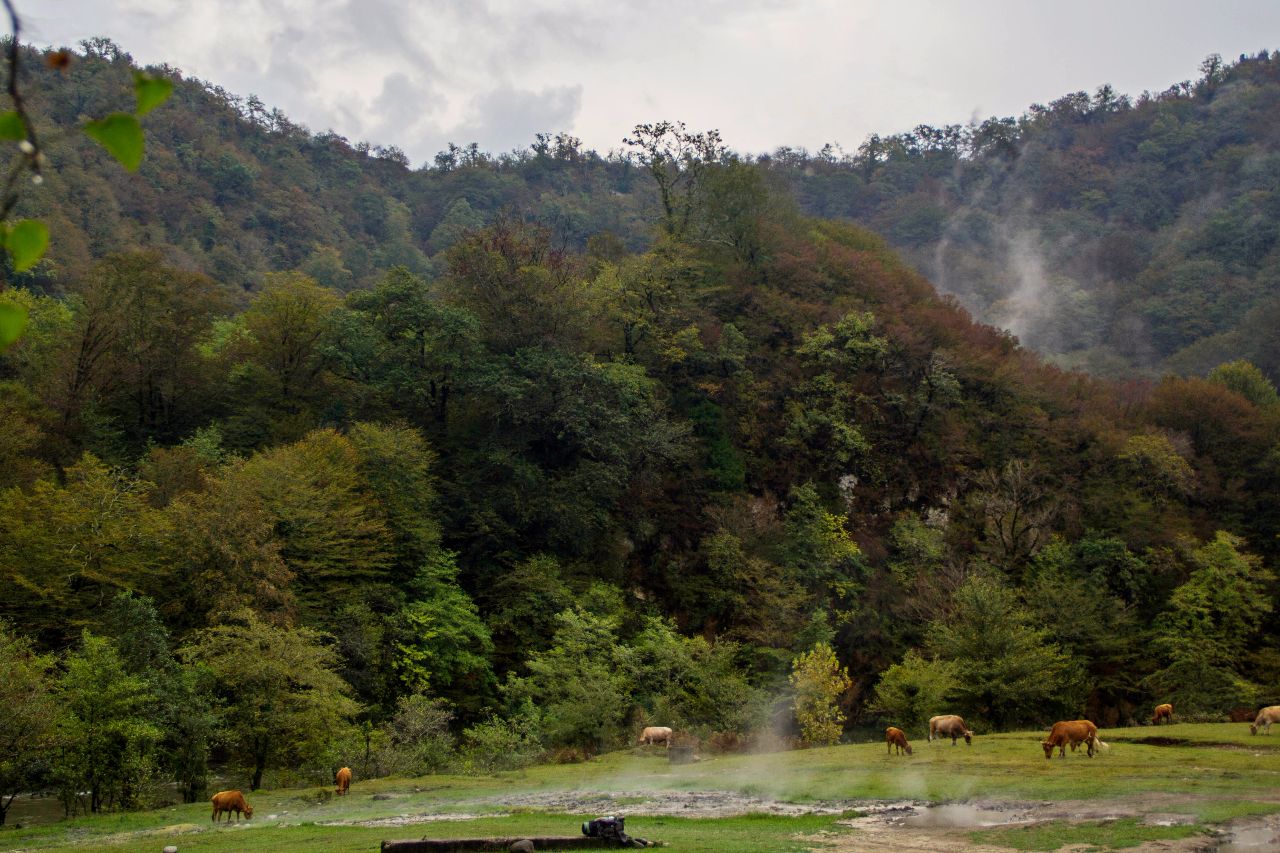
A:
[0,0,173,350]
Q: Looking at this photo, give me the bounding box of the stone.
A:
[509,840,535,852]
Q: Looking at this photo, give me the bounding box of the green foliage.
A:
[3,220,48,272]
[927,575,1083,729]
[504,608,629,751]
[380,693,455,776]
[53,632,162,814]
[789,642,851,746]
[83,113,145,170]
[0,622,57,826]
[625,617,760,733]
[180,609,361,790]
[132,72,173,116]
[1145,533,1271,713]
[0,298,27,351]
[1207,359,1279,409]
[871,650,959,732]
[460,701,545,772]
[393,551,494,708]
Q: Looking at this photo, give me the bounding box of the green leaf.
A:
[0,300,28,351]
[4,219,49,272]
[0,111,24,141]
[83,113,144,171]
[133,72,173,116]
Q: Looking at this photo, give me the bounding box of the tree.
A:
[52,632,162,814]
[0,454,170,644]
[1145,532,1271,713]
[392,551,494,712]
[224,428,394,620]
[624,121,726,238]
[180,609,360,791]
[101,593,215,803]
[871,650,959,733]
[238,271,341,408]
[625,617,758,734]
[1207,360,1279,409]
[926,575,1082,729]
[789,642,851,746]
[970,460,1062,573]
[504,608,629,752]
[0,622,56,826]
[380,693,455,776]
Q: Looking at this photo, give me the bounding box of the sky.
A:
[27,0,1280,166]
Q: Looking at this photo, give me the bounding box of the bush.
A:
[460,703,544,773]
[871,650,959,732]
[381,694,456,776]
[789,642,851,746]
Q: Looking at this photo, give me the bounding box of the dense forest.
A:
[2,39,1279,820]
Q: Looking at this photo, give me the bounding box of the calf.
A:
[335,766,352,795]
[211,790,253,822]
[1042,720,1107,759]
[1152,703,1173,725]
[885,726,913,756]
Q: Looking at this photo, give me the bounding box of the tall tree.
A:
[180,610,360,791]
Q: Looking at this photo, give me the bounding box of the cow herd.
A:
[879,703,1280,761]
[204,705,1280,826]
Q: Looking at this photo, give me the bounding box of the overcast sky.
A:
[27,1,1280,166]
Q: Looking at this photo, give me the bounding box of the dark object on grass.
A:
[668,745,696,764]
[381,837,658,850]
[383,818,658,851]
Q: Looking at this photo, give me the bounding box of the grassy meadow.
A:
[4,722,1279,852]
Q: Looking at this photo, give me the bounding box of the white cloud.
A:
[24,0,1280,164]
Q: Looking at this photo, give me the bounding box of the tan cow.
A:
[1250,706,1280,735]
[1152,703,1173,725]
[211,789,253,822]
[1042,720,1108,759]
[885,726,913,756]
[335,766,352,795]
[928,714,974,745]
[638,726,673,746]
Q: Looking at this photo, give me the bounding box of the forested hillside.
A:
[2,39,1279,818]
[13,43,1280,381]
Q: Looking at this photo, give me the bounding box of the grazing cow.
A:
[1152,703,1174,726]
[928,714,974,745]
[886,726,913,756]
[1042,720,1108,759]
[1250,706,1280,735]
[335,766,352,795]
[211,790,253,822]
[638,726,673,747]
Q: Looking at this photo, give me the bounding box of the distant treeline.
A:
[12,41,1280,380]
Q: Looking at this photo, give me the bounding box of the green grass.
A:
[969,817,1202,851]
[5,722,1279,852]
[2,812,849,853]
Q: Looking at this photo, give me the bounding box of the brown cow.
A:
[211,789,253,822]
[885,726,913,756]
[335,766,352,795]
[1042,720,1108,759]
[638,726,673,746]
[1152,703,1173,725]
[928,714,974,745]
[1250,706,1280,735]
